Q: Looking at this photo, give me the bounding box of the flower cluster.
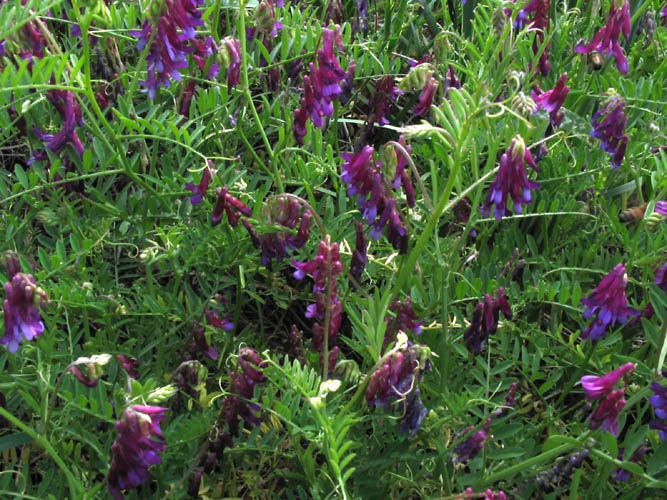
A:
[117,354,140,379]
[383,297,424,352]
[185,165,213,205]
[340,142,415,252]
[2,271,49,353]
[293,238,342,373]
[107,405,168,500]
[480,135,541,220]
[31,90,85,164]
[649,382,667,440]
[580,263,639,342]
[531,73,570,127]
[186,321,219,361]
[218,37,242,90]
[453,418,492,463]
[464,288,512,355]
[399,63,439,116]
[590,92,629,168]
[456,487,507,500]
[366,341,431,437]
[513,0,552,75]
[243,197,313,267]
[575,0,631,74]
[534,450,589,491]
[131,0,217,98]
[213,347,267,450]
[589,388,626,435]
[211,186,252,227]
[369,76,402,126]
[293,27,352,144]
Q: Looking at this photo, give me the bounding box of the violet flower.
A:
[590,92,629,168]
[492,382,519,418]
[513,0,552,75]
[580,263,639,342]
[589,388,626,435]
[649,382,667,440]
[575,0,631,74]
[187,321,219,360]
[243,197,313,267]
[131,0,208,98]
[31,91,85,163]
[185,165,212,204]
[350,221,368,284]
[655,263,667,292]
[464,288,513,355]
[288,324,305,365]
[107,405,168,500]
[413,76,438,116]
[611,445,647,481]
[581,362,635,400]
[369,76,402,126]
[531,73,570,127]
[656,201,667,216]
[384,297,424,351]
[204,294,234,331]
[365,342,431,437]
[218,37,241,90]
[211,187,252,227]
[453,418,492,462]
[480,135,541,220]
[2,272,49,353]
[117,354,140,379]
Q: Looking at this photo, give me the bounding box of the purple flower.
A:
[575,0,631,74]
[340,145,409,252]
[2,272,49,353]
[210,187,251,227]
[611,445,647,481]
[464,288,513,355]
[369,76,402,126]
[204,294,234,331]
[185,165,212,204]
[656,201,667,216]
[131,0,207,98]
[649,382,667,440]
[655,263,667,293]
[218,37,241,91]
[456,488,506,500]
[480,135,541,220]
[453,418,492,462]
[581,362,635,400]
[531,73,569,127]
[350,222,368,284]
[116,354,140,379]
[590,93,628,168]
[31,91,85,163]
[413,76,438,116]
[492,382,519,418]
[242,197,312,267]
[386,297,424,336]
[589,388,626,435]
[580,263,639,342]
[68,354,112,388]
[288,324,305,364]
[107,405,168,500]
[366,343,431,438]
[187,321,219,360]
[513,0,551,75]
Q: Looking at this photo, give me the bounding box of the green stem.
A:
[0,406,84,497]
[555,341,598,408]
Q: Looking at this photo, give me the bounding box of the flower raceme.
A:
[464,288,513,355]
[531,73,570,127]
[513,0,552,75]
[581,362,635,400]
[2,272,49,353]
[211,187,252,227]
[453,418,492,463]
[480,135,540,221]
[589,388,626,435]
[649,382,667,440]
[575,0,631,74]
[107,405,168,500]
[590,92,629,168]
[580,263,639,342]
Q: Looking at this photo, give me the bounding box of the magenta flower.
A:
[2,272,49,353]
[107,405,168,500]
[211,187,251,227]
[116,354,140,379]
[185,165,213,204]
[457,488,507,500]
[349,221,368,284]
[581,362,634,400]
[655,263,667,292]
[413,76,438,116]
[453,418,492,462]
[611,445,647,481]
[187,321,219,360]
[656,201,667,216]
[31,91,85,163]
[649,382,667,440]
[589,388,626,435]
[68,354,112,388]
[575,0,631,74]
[204,294,234,331]
[480,135,541,220]
[591,93,628,168]
[464,288,513,355]
[580,263,639,342]
[514,0,552,75]
[531,73,570,127]
[218,37,242,90]
[369,76,402,126]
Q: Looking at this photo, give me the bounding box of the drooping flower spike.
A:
[480,135,541,221]
[2,272,49,353]
[531,73,570,127]
[575,0,631,74]
[590,92,629,169]
[464,288,513,355]
[589,388,626,435]
[513,0,552,75]
[580,263,639,342]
